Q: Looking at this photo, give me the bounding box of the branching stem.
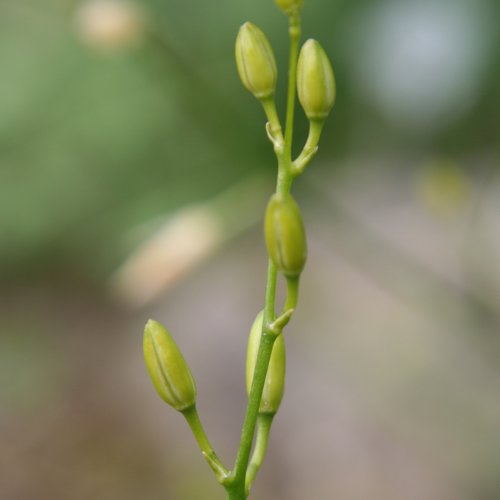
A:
[182,405,229,483]
[224,12,302,500]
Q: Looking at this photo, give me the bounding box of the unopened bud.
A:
[246,311,286,415]
[265,194,307,278]
[274,0,303,15]
[235,22,277,100]
[297,39,336,120]
[143,319,196,411]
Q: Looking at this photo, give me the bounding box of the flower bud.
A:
[143,319,196,411]
[246,311,286,415]
[235,22,277,100]
[297,39,336,120]
[265,194,307,278]
[274,0,303,15]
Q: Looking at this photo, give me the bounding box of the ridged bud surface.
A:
[235,22,277,100]
[297,39,336,119]
[143,319,196,411]
[246,311,286,415]
[265,194,307,278]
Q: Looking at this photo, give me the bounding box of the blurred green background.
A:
[1,0,499,499]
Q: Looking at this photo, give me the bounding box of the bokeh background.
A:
[1,0,499,499]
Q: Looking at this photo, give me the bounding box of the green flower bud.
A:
[235,22,277,100]
[246,311,286,415]
[297,39,336,120]
[143,319,196,411]
[265,194,307,278]
[274,0,303,15]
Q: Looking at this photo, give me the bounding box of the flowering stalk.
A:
[226,12,302,500]
[142,1,335,498]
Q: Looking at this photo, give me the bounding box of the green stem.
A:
[277,13,301,198]
[285,276,300,310]
[245,414,274,494]
[284,13,301,165]
[182,405,229,483]
[264,261,278,322]
[228,323,276,489]
[292,119,324,175]
[226,488,246,500]
[225,13,302,500]
[261,97,284,152]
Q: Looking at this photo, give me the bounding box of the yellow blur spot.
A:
[416,158,471,217]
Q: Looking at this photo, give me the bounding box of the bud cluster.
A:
[142,2,337,496]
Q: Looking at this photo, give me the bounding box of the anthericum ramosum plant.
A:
[143,0,336,498]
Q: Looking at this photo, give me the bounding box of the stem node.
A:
[268,308,294,335]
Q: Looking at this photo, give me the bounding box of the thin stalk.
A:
[283,13,301,165]
[261,97,284,149]
[292,118,324,175]
[245,414,274,494]
[285,276,300,310]
[225,13,302,500]
[227,330,276,497]
[264,260,278,322]
[182,405,229,482]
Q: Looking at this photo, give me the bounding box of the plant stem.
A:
[227,324,276,493]
[283,13,301,165]
[261,97,284,148]
[245,413,274,494]
[285,276,299,310]
[225,13,302,499]
[182,405,229,482]
[293,118,324,175]
[226,488,246,500]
